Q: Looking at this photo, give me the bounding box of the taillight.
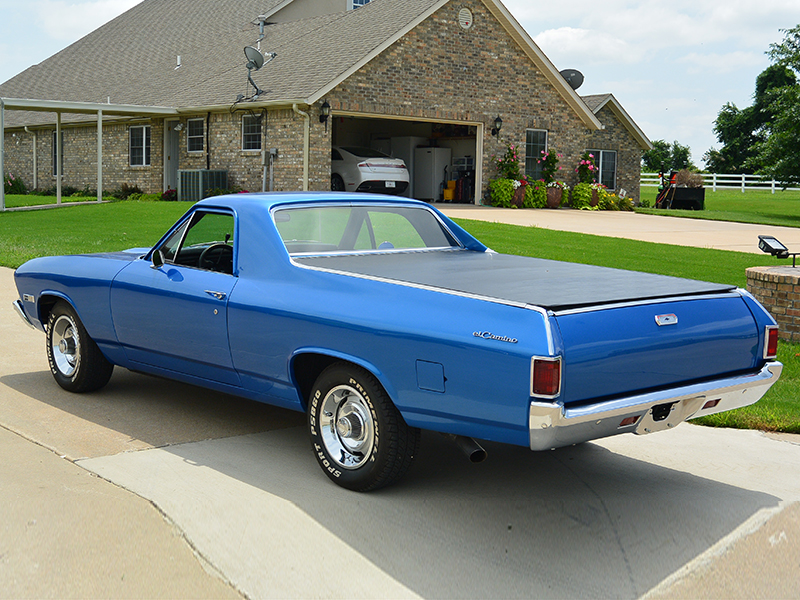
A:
[531,357,561,398]
[765,325,779,359]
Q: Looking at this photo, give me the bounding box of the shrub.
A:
[112,183,143,200]
[3,173,27,195]
[524,180,547,208]
[571,182,592,209]
[489,178,515,208]
[538,150,562,184]
[638,197,652,208]
[161,188,178,202]
[492,144,522,180]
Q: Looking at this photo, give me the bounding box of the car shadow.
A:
[161,426,777,599]
[2,368,780,598]
[0,368,305,452]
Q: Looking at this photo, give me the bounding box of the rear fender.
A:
[290,348,395,412]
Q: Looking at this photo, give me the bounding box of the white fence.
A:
[641,172,800,193]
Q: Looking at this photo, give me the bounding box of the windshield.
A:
[274,205,460,255]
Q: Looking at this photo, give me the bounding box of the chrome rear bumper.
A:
[12,299,36,330]
[529,361,782,451]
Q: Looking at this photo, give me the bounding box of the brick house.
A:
[0,0,651,205]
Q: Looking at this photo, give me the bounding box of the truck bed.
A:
[295,250,734,311]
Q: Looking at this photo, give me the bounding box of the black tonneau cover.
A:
[296,250,735,311]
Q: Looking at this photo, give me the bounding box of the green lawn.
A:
[637,187,800,228]
[1,200,796,433]
[0,201,193,268]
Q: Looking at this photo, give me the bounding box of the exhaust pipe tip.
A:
[444,434,487,463]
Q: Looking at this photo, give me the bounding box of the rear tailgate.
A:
[554,295,760,405]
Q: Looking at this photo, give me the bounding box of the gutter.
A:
[292,103,310,191]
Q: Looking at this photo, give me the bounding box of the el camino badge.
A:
[473,331,518,344]
[655,314,678,327]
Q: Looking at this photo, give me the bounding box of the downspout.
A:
[292,104,309,191]
[24,127,37,191]
[205,112,211,171]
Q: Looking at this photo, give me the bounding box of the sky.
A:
[1,0,800,168]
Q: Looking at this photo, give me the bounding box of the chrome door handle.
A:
[205,290,227,300]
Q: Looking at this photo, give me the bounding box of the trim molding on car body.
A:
[528,361,782,451]
[551,290,743,316]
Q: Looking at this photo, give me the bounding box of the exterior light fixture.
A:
[759,235,798,267]
[491,115,503,136]
[320,100,331,131]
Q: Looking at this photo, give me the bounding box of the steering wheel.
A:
[198,243,233,273]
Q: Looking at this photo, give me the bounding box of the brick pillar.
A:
[746,266,800,342]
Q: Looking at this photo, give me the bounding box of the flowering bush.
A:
[161,188,178,201]
[538,150,562,183]
[3,172,27,195]
[524,180,547,208]
[492,143,522,180]
[575,152,597,184]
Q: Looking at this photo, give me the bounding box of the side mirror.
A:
[151,249,165,269]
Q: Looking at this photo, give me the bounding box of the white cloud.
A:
[677,51,766,75]
[534,27,640,67]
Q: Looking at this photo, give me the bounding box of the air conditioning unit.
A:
[177,170,228,202]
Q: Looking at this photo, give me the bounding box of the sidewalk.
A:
[438,205,800,255]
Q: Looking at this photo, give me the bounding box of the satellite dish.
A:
[559,69,584,90]
[244,46,265,71]
[240,46,277,102]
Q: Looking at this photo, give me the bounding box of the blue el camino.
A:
[12,193,782,490]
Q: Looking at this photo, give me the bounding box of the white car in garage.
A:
[331,146,409,195]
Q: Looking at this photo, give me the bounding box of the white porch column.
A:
[56,112,62,205]
[1,98,5,211]
[97,109,103,202]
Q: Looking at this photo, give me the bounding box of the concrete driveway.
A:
[2,243,799,598]
[438,205,800,255]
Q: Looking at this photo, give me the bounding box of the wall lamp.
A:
[491,115,503,136]
[319,100,331,131]
[759,235,798,267]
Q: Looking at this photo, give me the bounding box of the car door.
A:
[110,209,240,386]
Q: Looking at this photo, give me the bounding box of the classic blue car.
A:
[13,193,782,490]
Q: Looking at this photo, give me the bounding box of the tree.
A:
[752,25,800,186]
[705,59,797,174]
[703,103,758,173]
[642,140,694,172]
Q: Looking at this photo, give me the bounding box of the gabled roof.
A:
[582,93,653,151]
[1,0,602,132]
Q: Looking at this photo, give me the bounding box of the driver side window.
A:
[160,211,235,274]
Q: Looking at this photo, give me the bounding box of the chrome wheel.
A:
[319,384,375,469]
[51,314,80,377]
[46,301,114,393]
[309,362,420,491]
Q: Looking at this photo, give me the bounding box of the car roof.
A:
[196,192,430,212]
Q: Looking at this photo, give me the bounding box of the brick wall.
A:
[746,266,800,342]
[585,105,642,202]
[3,1,644,199]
